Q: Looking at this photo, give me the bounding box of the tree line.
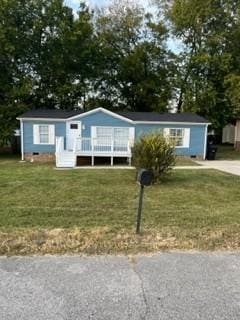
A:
[1,0,240,143]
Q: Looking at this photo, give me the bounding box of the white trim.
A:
[203,124,209,159]
[90,126,134,149]
[134,121,211,126]
[129,127,135,144]
[17,117,210,126]
[17,110,211,127]
[33,124,55,145]
[33,124,40,144]
[183,128,190,148]
[20,120,24,161]
[67,107,134,124]
[66,121,82,150]
[49,125,55,145]
[17,118,65,122]
[163,128,170,138]
[164,128,190,149]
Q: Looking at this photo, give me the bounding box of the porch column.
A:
[20,119,24,161]
[91,156,94,166]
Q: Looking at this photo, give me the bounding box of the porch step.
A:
[56,152,76,168]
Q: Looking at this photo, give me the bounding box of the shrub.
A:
[132,132,176,183]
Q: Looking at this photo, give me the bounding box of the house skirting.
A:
[24,152,55,163]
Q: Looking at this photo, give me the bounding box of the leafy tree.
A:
[0,0,35,145]
[29,1,97,110]
[0,0,96,145]
[156,0,240,130]
[94,0,174,112]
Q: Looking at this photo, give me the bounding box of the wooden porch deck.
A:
[56,137,133,168]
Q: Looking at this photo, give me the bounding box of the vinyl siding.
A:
[72,111,132,138]
[135,124,206,157]
[23,121,66,153]
[22,110,207,157]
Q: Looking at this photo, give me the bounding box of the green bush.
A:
[132,132,176,183]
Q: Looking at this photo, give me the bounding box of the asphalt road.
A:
[1,252,240,320]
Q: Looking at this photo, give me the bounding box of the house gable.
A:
[70,109,134,138]
[68,108,133,124]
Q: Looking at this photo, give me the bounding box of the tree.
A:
[0,0,96,145]
[156,0,240,130]
[94,0,174,112]
[0,0,36,145]
[29,1,97,111]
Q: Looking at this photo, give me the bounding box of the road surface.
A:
[0,252,240,320]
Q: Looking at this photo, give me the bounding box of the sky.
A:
[65,0,149,11]
[65,0,106,9]
[64,0,182,53]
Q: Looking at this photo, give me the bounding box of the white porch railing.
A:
[56,136,64,153]
[74,137,132,155]
[55,136,133,167]
[56,137,76,168]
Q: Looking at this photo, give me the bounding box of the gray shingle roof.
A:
[117,111,209,123]
[18,109,83,119]
[18,109,209,123]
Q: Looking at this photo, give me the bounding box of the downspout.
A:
[203,124,209,160]
[20,119,24,161]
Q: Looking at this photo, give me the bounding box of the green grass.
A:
[175,156,199,166]
[216,144,240,160]
[1,157,240,254]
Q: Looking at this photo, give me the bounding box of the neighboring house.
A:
[222,120,240,150]
[17,107,210,168]
[222,124,235,145]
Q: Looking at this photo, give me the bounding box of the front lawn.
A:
[175,156,199,166]
[216,144,240,160]
[1,157,240,255]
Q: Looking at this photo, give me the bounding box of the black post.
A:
[136,184,145,234]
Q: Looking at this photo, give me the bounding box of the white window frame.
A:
[164,128,190,148]
[33,124,55,145]
[91,126,135,145]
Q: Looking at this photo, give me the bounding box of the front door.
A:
[67,121,81,150]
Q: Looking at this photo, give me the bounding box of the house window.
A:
[33,124,55,145]
[164,128,190,148]
[96,127,113,140]
[94,127,130,142]
[114,128,129,141]
[70,124,78,130]
[169,129,185,147]
[39,125,50,144]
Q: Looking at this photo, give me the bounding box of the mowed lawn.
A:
[216,144,240,160]
[1,156,240,254]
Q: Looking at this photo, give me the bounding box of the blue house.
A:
[17,107,210,167]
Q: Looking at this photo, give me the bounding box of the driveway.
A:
[196,160,240,176]
[0,252,240,320]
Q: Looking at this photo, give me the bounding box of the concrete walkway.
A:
[174,166,212,170]
[1,253,240,320]
[55,161,240,176]
[195,160,240,176]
